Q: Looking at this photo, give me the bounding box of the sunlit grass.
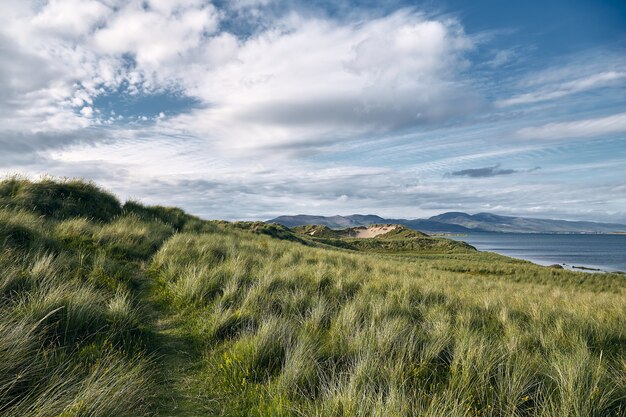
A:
[1,177,624,416]
[153,230,626,416]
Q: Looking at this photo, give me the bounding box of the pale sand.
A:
[350,225,397,238]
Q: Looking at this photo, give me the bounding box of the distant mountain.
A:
[269,214,386,228]
[267,212,626,234]
[268,214,472,232]
[393,219,475,233]
[429,212,626,233]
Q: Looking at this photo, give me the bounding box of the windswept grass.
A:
[152,229,626,416]
[0,176,122,221]
[1,177,625,416]
[0,232,157,416]
[0,178,188,416]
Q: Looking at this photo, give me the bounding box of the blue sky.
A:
[0,0,625,222]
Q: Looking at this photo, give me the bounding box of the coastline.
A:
[446,232,626,274]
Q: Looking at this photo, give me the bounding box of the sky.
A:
[1,0,625,222]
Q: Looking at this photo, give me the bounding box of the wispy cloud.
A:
[516,112,626,140]
[485,48,519,68]
[498,71,626,106]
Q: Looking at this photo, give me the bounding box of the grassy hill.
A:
[1,177,625,416]
[291,224,474,254]
[291,224,430,239]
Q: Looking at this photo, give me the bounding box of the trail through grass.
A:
[152,315,203,415]
[144,271,214,416]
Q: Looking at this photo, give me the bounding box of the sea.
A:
[447,233,626,273]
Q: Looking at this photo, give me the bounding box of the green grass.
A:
[1,177,625,416]
[0,176,123,222]
[152,230,625,416]
[0,178,185,416]
[291,224,472,253]
[291,224,429,240]
[311,235,476,253]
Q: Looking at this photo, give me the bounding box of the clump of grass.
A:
[54,217,96,248]
[0,178,161,416]
[0,209,52,252]
[123,200,196,231]
[94,213,173,259]
[0,176,122,221]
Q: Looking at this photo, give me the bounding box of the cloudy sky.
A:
[1,0,625,221]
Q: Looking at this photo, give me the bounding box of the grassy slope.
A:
[1,177,625,417]
[290,224,473,254]
[291,224,429,240]
[0,179,164,416]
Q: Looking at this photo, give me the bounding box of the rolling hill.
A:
[269,212,626,234]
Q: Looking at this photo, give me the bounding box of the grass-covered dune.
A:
[291,224,474,253]
[292,224,429,239]
[1,177,625,416]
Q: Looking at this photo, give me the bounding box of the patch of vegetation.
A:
[375,224,428,239]
[1,177,624,417]
[123,200,196,231]
[292,224,428,240]
[317,235,476,253]
[231,221,307,243]
[0,176,122,221]
[292,223,474,254]
[0,178,167,417]
[292,224,345,238]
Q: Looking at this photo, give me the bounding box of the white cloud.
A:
[229,0,275,10]
[92,1,219,68]
[497,51,626,108]
[38,135,626,222]
[486,48,517,68]
[164,11,479,151]
[80,106,94,118]
[500,71,626,107]
[0,3,478,150]
[516,112,626,140]
[31,0,111,37]
[0,0,219,135]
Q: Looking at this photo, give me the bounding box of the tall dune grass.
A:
[153,230,626,416]
[0,178,179,416]
[1,177,624,416]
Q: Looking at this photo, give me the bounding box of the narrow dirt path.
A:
[151,314,208,416]
[134,246,213,416]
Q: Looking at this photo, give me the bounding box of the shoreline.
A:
[490,253,624,274]
[445,233,626,274]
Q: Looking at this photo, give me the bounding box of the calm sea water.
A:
[447,233,626,272]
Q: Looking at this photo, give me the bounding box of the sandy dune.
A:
[350,225,397,238]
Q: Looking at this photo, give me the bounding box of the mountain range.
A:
[268,212,626,234]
